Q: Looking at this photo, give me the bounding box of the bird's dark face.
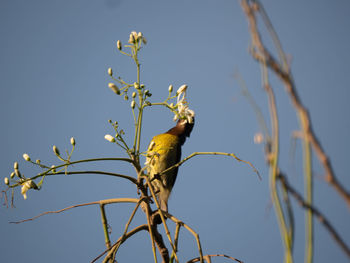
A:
[177,118,195,138]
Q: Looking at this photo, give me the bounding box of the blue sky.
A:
[1,1,350,262]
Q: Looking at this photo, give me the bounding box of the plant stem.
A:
[99,204,112,263]
[300,114,313,263]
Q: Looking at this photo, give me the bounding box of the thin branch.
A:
[10,158,137,188]
[91,224,149,263]
[277,172,350,258]
[165,212,204,263]
[245,0,350,207]
[186,254,243,263]
[146,178,179,263]
[106,198,144,262]
[9,198,140,224]
[48,170,137,184]
[100,204,112,250]
[160,151,260,180]
[170,222,183,263]
[241,2,294,261]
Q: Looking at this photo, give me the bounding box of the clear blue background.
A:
[1,0,349,262]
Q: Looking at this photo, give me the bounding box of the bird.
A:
[145,118,195,214]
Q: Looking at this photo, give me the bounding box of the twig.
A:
[244,0,350,207]
[186,254,243,263]
[91,224,149,263]
[100,204,112,250]
[9,198,140,224]
[277,172,350,258]
[105,198,144,262]
[165,212,204,263]
[170,222,183,263]
[160,151,260,180]
[49,170,137,184]
[146,178,179,263]
[241,2,294,261]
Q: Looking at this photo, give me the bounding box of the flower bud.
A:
[14,162,19,170]
[10,172,15,179]
[137,32,143,39]
[168,85,173,93]
[108,68,113,76]
[70,137,76,146]
[132,92,136,98]
[128,33,136,44]
[131,100,136,109]
[51,165,56,173]
[53,145,60,156]
[36,159,41,164]
[176,84,188,95]
[117,40,122,50]
[124,95,129,101]
[4,177,9,185]
[23,153,31,162]
[140,84,145,89]
[134,82,139,89]
[108,83,120,95]
[104,134,116,143]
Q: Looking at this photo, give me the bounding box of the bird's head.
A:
[167,118,195,145]
[176,118,195,138]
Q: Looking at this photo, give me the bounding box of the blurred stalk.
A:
[300,114,313,263]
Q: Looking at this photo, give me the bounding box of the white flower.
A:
[21,180,33,200]
[23,153,31,162]
[104,134,116,143]
[173,85,195,123]
[176,84,188,97]
[128,31,138,44]
[70,137,76,146]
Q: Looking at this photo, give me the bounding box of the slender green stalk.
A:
[300,114,313,263]
[263,72,293,263]
[135,56,143,159]
[99,204,112,263]
[170,223,182,263]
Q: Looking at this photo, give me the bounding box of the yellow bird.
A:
[146,118,195,213]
